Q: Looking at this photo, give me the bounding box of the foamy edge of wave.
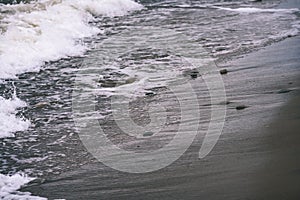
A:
[0,173,46,200]
[0,91,30,139]
[0,0,143,79]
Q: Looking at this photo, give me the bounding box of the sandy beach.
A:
[23,38,300,200]
[22,7,300,200]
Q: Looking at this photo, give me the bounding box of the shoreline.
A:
[22,26,300,200]
[19,0,300,199]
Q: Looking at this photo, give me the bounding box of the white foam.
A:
[0,90,30,138]
[216,7,299,13]
[0,173,46,200]
[0,0,143,79]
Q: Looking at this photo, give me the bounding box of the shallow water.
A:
[0,0,300,199]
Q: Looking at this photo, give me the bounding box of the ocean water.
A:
[0,0,299,199]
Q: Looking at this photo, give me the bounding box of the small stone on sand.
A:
[236,105,247,110]
[277,89,291,94]
[220,69,228,75]
[145,92,156,96]
[190,71,198,79]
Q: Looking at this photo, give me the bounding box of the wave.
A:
[0,0,143,79]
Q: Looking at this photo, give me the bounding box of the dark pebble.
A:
[145,92,156,96]
[189,70,199,79]
[220,69,228,75]
[215,47,227,52]
[183,69,199,79]
[236,105,247,110]
[277,89,292,94]
[190,73,198,79]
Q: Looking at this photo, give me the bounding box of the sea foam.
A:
[0,173,46,200]
[0,0,143,79]
[0,89,30,138]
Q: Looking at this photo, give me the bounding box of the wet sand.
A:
[23,38,300,200]
[22,3,300,200]
[258,88,300,199]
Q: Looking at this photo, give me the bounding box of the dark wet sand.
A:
[23,38,300,200]
[258,88,300,199]
[23,3,300,200]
